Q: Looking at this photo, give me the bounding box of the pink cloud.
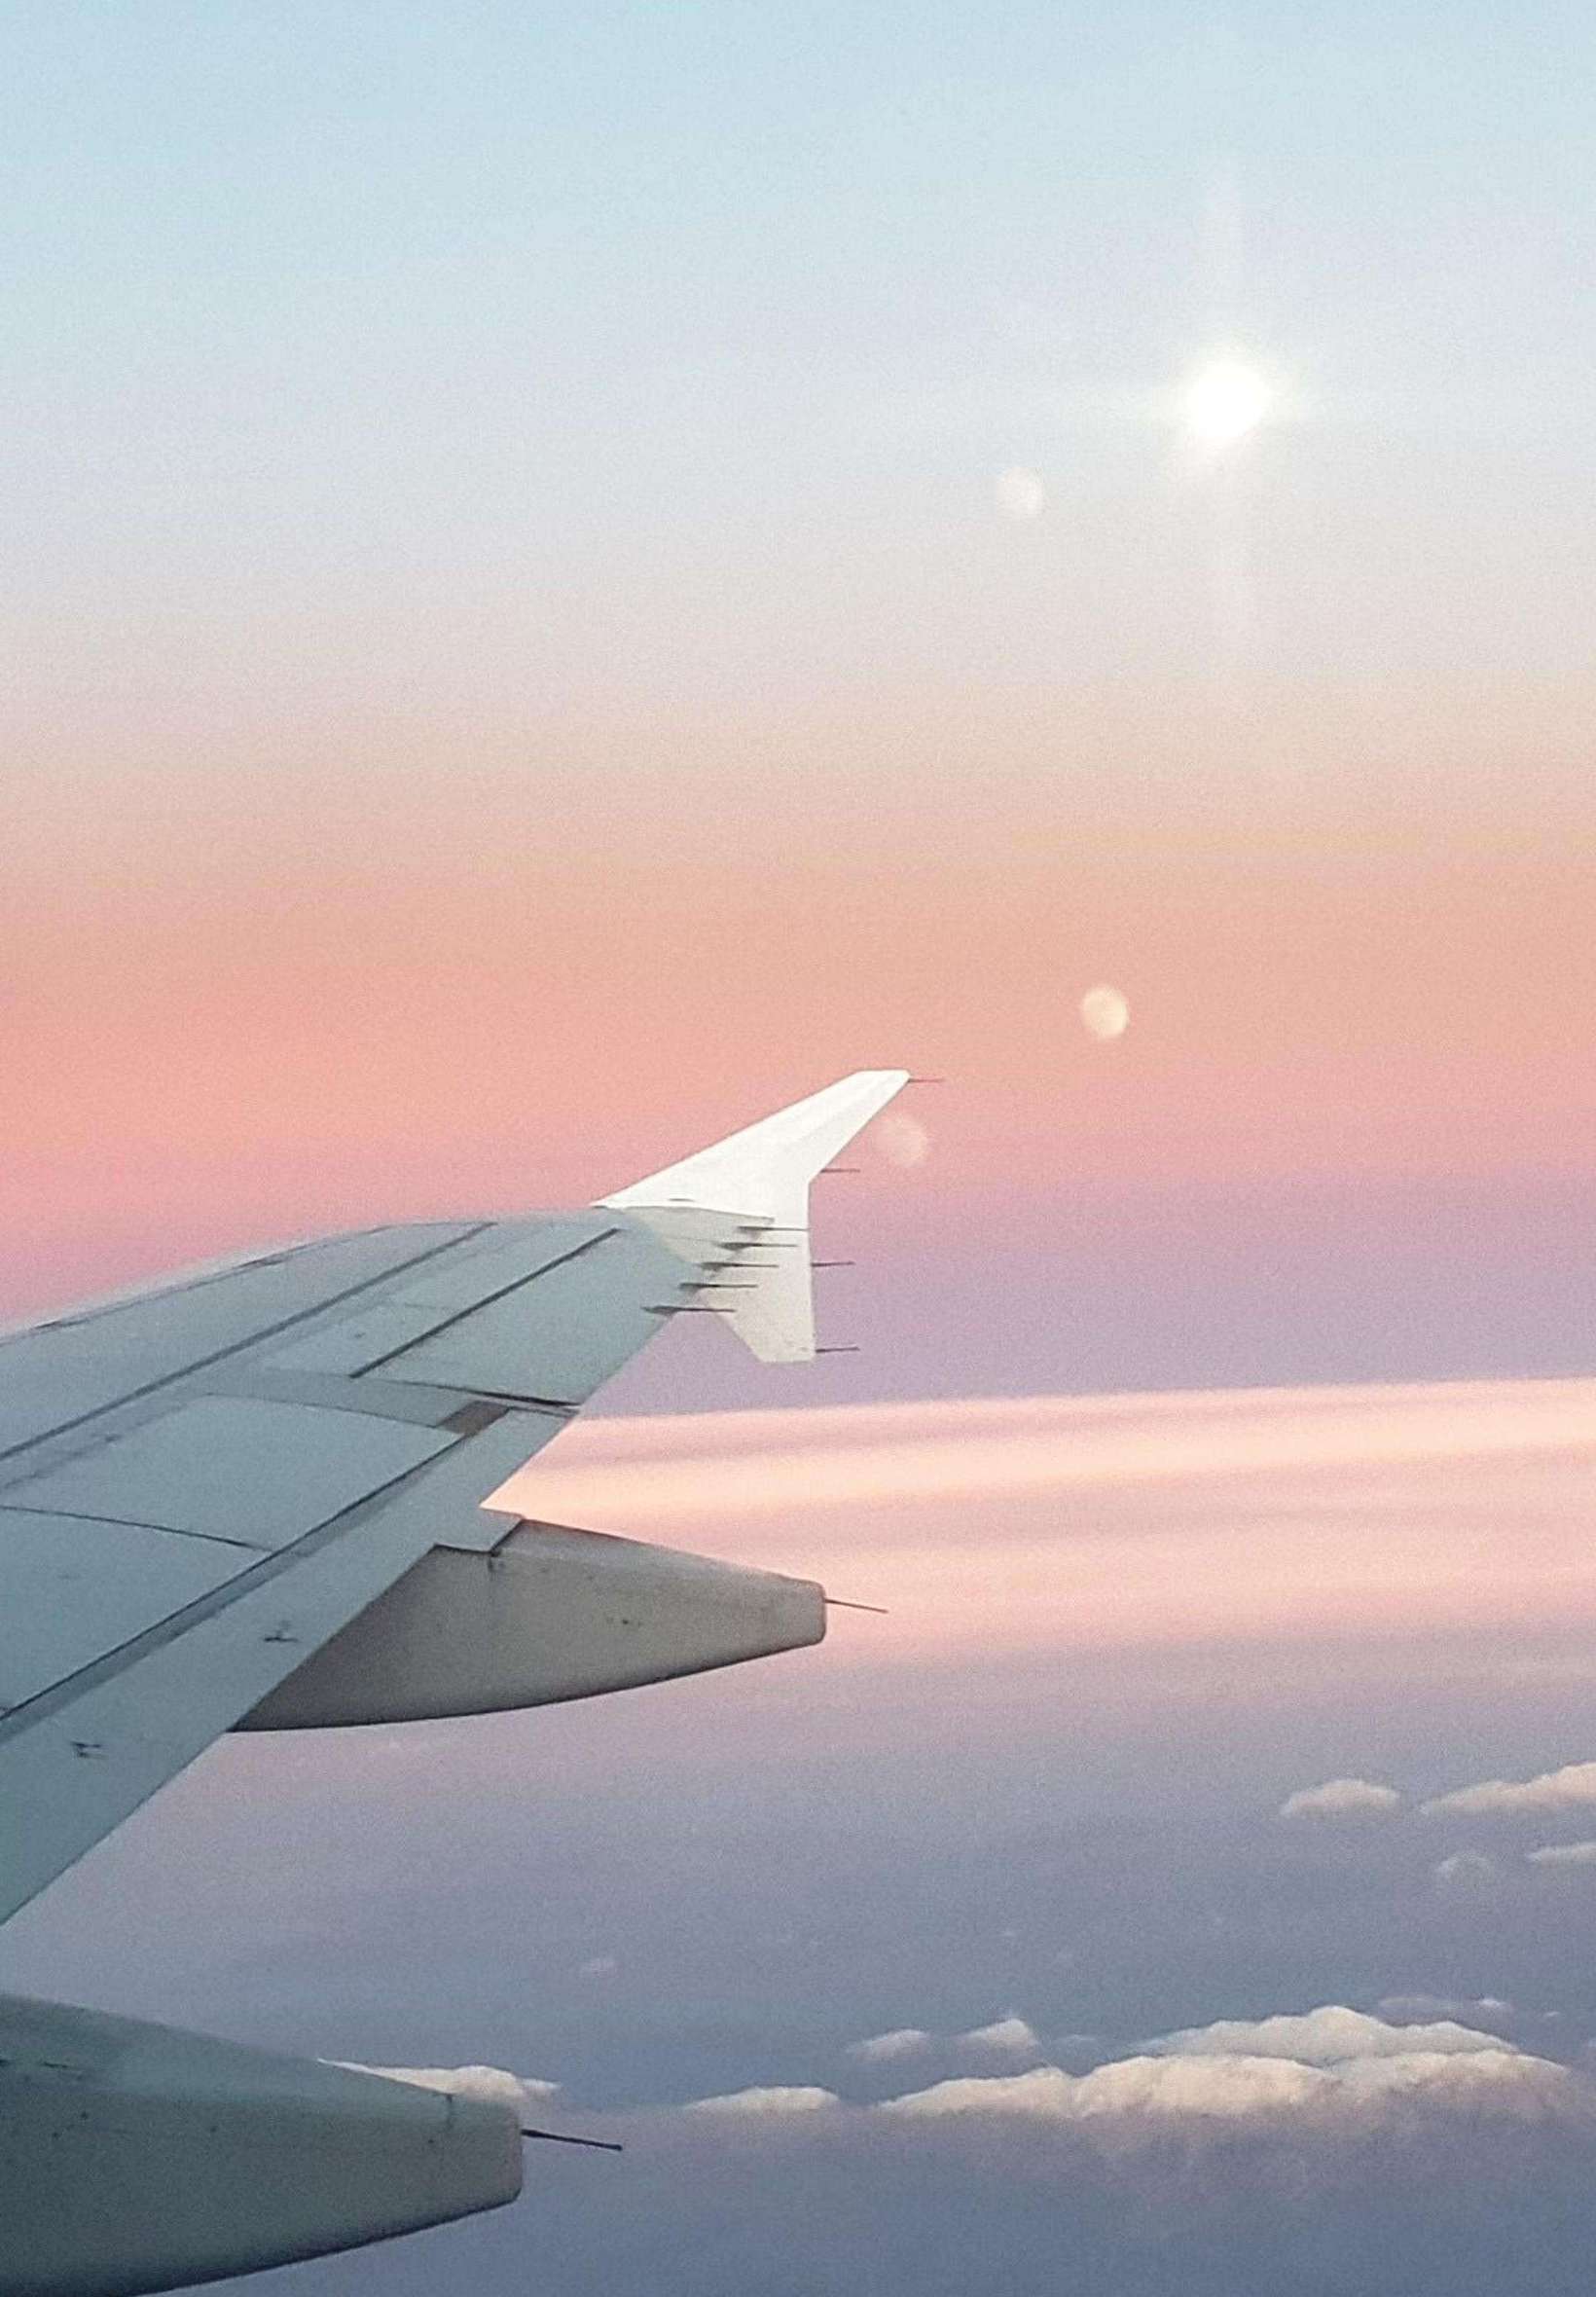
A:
[496,1380,1596,1660]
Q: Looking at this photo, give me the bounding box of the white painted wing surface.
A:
[602,1067,909,1361]
[0,1069,909,1929]
[0,1211,702,1923]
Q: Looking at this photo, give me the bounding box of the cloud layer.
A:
[498,1381,1596,1661]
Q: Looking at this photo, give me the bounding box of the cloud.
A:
[1424,1762,1596,1818]
[684,2085,839,2117]
[655,2007,1542,2139]
[775,2031,1571,2146]
[848,2016,1043,2068]
[883,2056,1333,2125]
[495,1380,1596,1664]
[476,2049,1596,2297]
[1279,1777,1403,1820]
[849,2027,934,2062]
[414,2005,1596,2297]
[1433,1851,1500,1885]
[954,2015,1042,2061]
[1144,2006,1514,2064]
[1527,1841,1596,1868]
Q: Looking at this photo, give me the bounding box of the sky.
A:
[6,3,1596,2292]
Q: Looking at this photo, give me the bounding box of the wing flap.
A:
[0,1490,445,1926]
[0,1401,576,1925]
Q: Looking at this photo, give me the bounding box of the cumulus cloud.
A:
[791,2030,1573,2146]
[420,1999,1596,2297]
[496,2043,1596,2297]
[1423,1760,1596,1818]
[1527,1841,1596,1868]
[884,2056,1333,2125]
[657,2046,1576,2143]
[1433,1850,1500,1886]
[666,2007,1541,2140]
[1145,2006,1513,2065]
[1279,1777,1403,1820]
[849,2027,934,2062]
[684,2085,839,2117]
[849,2016,1042,2067]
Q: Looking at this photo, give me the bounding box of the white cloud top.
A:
[1280,1778,1403,1820]
[684,2085,840,2116]
[1528,1841,1596,1867]
[1146,2006,1513,2064]
[1433,1851,1500,1885]
[663,2042,1575,2137]
[849,2027,934,2062]
[858,2021,1560,2138]
[850,2016,1042,2065]
[406,2007,1582,2192]
[1424,1760,1596,1818]
[884,2056,1333,2124]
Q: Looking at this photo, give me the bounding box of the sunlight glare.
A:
[1183,360,1272,449]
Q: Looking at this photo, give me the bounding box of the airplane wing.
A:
[0,1070,907,2297]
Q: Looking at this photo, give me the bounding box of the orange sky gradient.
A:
[7,676,1596,1326]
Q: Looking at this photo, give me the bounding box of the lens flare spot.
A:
[872,1113,931,1168]
[1080,985,1130,1042]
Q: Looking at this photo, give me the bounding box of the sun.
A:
[1182,359,1273,449]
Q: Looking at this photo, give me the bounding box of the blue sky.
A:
[10,0,1596,715]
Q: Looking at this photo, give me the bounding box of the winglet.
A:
[598,1071,910,1364]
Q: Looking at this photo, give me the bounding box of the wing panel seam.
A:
[0,1503,264,1554]
[351,1227,617,1376]
[0,1440,465,1744]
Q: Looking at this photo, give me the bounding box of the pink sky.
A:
[8,679,1595,1326]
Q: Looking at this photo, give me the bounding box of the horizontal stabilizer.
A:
[598,1070,908,1363]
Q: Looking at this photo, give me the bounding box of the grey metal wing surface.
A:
[0,1071,908,1932]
